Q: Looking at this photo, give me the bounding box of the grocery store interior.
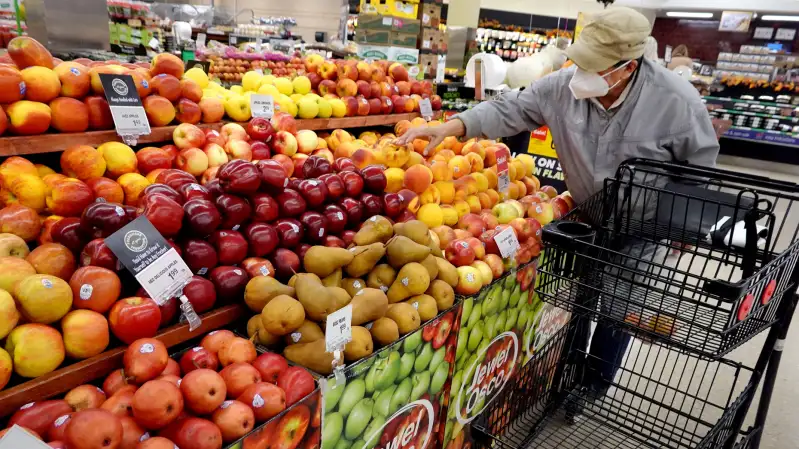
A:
[1,0,799,449]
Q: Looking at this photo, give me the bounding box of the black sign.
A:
[185,59,211,74]
[99,74,143,107]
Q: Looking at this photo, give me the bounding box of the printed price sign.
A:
[496,147,511,194]
[99,74,151,140]
[105,216,192,305]
[0,426,51,449]
[494,225,520,259]
[197,33,207,47]
[325,304,353,352]
[185,59,211,73]
[250,94,275,119]
[419,98,433,120]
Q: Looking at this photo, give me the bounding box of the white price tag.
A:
[109,106,151,137]
[419,98,433,120]
[497,172,511,194]
[422,40,431,49]
[436,55,446,84]
[256,37,263,52]
[148,37,159,49]
[255,69,264,75]
[382,17,393,26]
[250,94,274,119]
[133,248,193,305]
[494,226,520,259]
[0,426,52,449]
[230,35,237,45]
[197,33,206,47]
[325,304,353,353]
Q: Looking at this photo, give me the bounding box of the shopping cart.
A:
[471,159,799,449]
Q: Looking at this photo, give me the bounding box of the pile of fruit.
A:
[2,330,319,449]
[206,55,301,82]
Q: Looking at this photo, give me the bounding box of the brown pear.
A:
[351,288,389,325]
[344,326,374,361]
[342,277,366,297]
[247,316,281,346]
[385,303,421,334]
[304,246,356,278]
[387,262,430,303]
[370,317,400,346]
[419,255,439,280]
[434,257,458,287]
[244,276,295,313]
[261,295,305,335]
[386,235,431,268]
[322,268,342,287]
[346,243,386,278]
[284,339,335,374]
[295,273,338,321]
[393,220,430,245]
[367,264,396,292]
[426,279,455,311]
[329,287,352,310]
[284,320,324,345]
[404,294,438,321]
[353,216,394,245]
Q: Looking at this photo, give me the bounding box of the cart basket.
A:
[536,158,799,358]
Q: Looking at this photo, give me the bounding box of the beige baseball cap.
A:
[566,7,652,72]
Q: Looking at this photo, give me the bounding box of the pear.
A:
[342,277,366,297]
[404,294,439,321]
[385,303,421,334]
[386,236,431,268]
[344,326,374,361]
[351,288,389,325]
[329,287,352,310]
[284,339,335,374]
[346,243,386,278]
[393,220,430,245]
[426,279,455,311]
[284,320,324,345]
[419,255,439,280]
[370,317,400,346]
[434,257,458,287]
[304,246,357,278]
[387,263,430,303]
[261,295,305,335]
[354,216,394,245]
[322,268,343,287]
[244,276,295,313]
[247,316,281,346]
[367,264,396,292]
[295,273,339,321]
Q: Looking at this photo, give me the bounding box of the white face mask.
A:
[569,61,631,100]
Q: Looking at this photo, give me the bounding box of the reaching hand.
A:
[393,119,466,156]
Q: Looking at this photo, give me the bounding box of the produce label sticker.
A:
[99,73,151,140]
[494,226,520,258]
[105,216,192,305]
[419,98,433,121]
[185,59,211,74]
[496,147,511,194]
[0,426,51,449]
[326,304,353,352]
[251,94,275,119]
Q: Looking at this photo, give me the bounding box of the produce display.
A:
[2,330,321,449]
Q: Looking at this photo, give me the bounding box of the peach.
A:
[0,204,42,240]
[151,74,181,102]
[7,100,51,135]
[49,97,89,133]
[136,147,172,174]
[327,129,353,151]
[440,205,459,226]
[176,148,209,176]
[452,199,470,217]
[403,151,424,170]
[21,66,61,103]
[351,148,375,169]
[448,155,470,179]
[61,309,110,359]
[420,185,441,205]
[54,62,90,98]
[150,52,184,78]
[5,323,65,378]
[385,167,405,193]
[389,63,409,82]
[117,173,151,206]
[181,79,202,103]
[403,165,433,194]
[430,161,452,182]
[84,96,114,130]
[45,178,94,217]
[0,66,25,103]
[143,95,176,127]
[85,177,124,204]
[97,142,137,178]
[434,181,455,204]
[199,97,225,123]
[466,195,481,213]
[176,98,201,124]
[417,203,444,228]
[60,146,105,180]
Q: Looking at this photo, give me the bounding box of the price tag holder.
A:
[325,304,353,353]
[185,59,211,73]
[494,225,520,259]
[250,94,275,119]
[0,426,52,449]
[197,33,207,47]
[496,147,511,196]
[99,74,150,144]
[179,294,202,331]
[419,98,433,121]
[105,216,193,305]
[256,37,263,52]
[229,35,237,45]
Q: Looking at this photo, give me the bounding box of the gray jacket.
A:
[457,58,719,203]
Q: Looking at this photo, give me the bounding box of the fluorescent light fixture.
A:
[761,15,799,21]
[666,11,714,18]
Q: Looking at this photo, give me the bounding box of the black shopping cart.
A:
[471,159,799,449]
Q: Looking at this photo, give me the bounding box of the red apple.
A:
[182,275,217,313]
[215,194,252,230]
[276,366,315,407]
[322,204,347,234]
[180,346,219,375]
[183,199,222,237]
[108,297,162,344]
[276,189,307,217]
[245,222,279,257]
[445,239,476,267]
[209,230,248,265]
[271,248,299,280]
[340,171,364,197]
[247,117,276,143]
[251,353,288,383]
[209,266,249,303]
[299,211,328,243]
[79,238,119,271]
[338,197,364,227]
[182,239,218,275]
[251,193,279,222]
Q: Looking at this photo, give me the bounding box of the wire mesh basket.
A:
[471,315,757,449]
[536,159,799,358]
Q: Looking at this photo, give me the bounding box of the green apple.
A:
[362,415,386,449]
[410,371,431,401]
[451,370,463,398]
[403,330,422,353]
[390,377,412,415]
[461,298,473,328]
[323,412,344,449]
[429,346,446,374]
[338,379,366,416]
[373,351,401,391]
[365,362,378,394]
[482,285,501,316]
[335,438,352,449]
[509,285,521,309]
[508,286,521,308]
[325,377,347,412]
[494,311,507,337]
[373,384,397,418]
[398,352,415,381]
[505,309,519,332]
[345,398,374,440]
[484,315,498,339]
[430,361,449,394]
[467,323,484,352]
[467,303,482,329]
[503,272,515,289]
[455,327,468,362]
[414,343,434,372]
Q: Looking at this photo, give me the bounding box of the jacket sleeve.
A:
[672,107,720,167]
[455,79,548,139]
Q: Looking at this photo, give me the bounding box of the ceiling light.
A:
[666,12,714,18]
[761,15,799,21]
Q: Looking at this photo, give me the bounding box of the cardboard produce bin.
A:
[360,0,418,19]
[358,14,420,34]
[421,4,442,28]
[320,304,462,449]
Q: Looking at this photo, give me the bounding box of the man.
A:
[395,8,719,394]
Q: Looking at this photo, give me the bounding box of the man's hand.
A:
[393,119,467,156]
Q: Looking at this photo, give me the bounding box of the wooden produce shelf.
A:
[0,113,432,157]
[0,304,246,418]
